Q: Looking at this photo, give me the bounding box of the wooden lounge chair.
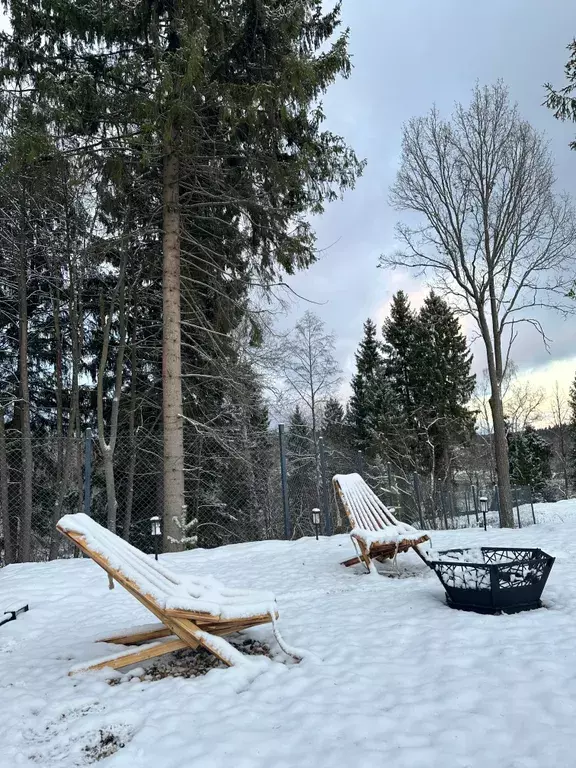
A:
[333,473,429,573]
[56,513,287,674]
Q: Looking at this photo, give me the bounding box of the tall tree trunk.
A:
[123,318,138,541]
[18,205,33,562]
[96,249,127,533]
[49,287,65,560]
[0,408,12,565]
[69,254,84,521]
[162,133,185,552]
[478,307,513,528]
[488,379,514,527]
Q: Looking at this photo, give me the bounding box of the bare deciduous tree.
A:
[383,83,576,526]
[550,381,571,498]
[281,311,341,475]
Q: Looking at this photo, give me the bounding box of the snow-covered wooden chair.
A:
[56,513,289,674]
[333,473,429,573]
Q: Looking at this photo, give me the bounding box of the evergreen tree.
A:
[382,291,419,416]
[349,318,384,455]
[413,292,476,478]
[509,425,552,493]
[1,0,363,547]
[323,398,345,446]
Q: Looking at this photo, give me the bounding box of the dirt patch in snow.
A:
[110,638,272,684]
[83,729,128,763]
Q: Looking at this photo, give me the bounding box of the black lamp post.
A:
[150,515,161,560]
[479,496,488,531]
[312,508,321,540]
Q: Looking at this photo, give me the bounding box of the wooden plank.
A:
[70,638,188,675]
[97,624,172,645]
[57,525,275,670]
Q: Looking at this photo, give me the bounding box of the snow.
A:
[350,526,426,547]
[335,472,425,547]
[58,513,277,620]
[2,502,576,766]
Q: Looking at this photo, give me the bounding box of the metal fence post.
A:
[278,424,291,539]
[83,428,93,517]
[413,472,424,529]
[494,484,501,527]
[530,488,536,525]
[514,486,522,528]
[318,437,332,536]
[472,485,479,524]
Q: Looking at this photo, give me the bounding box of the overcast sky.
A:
[282,0,576,407]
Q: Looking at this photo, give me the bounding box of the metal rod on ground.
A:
[494,484,501,528]
[413,472,424,529]
[530,489,536,525]
[356,450,363,474]
[318,437,332,536]
[83,428,93,517]
[278,424,291,539]
[464,489,470,526]
[387,462,393,507]
[514,486,522,529]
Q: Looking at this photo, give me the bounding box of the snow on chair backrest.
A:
[333,473,404,532]
[57,513,275,620]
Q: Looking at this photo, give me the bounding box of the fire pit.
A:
[427,547,555,614]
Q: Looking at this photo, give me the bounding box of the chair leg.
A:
[97,623,172,645]
[70,637,188,675]
[171,618,251,667]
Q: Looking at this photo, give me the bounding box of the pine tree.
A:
[1,0,363,547]
[509,425,552,493]
[349,319,384,455]
[382,292,419,416]
[323,397,345,447]
[413,292,476,478]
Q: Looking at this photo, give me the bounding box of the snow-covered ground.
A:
[2,501,576,767]
[440,497,576,530]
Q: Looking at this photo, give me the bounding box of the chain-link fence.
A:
[0,429,545,565]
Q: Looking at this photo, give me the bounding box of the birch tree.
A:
[282,311,341,471]
[383,83,576,527]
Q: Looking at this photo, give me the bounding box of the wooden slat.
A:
[57,524,276,671]
[333,475,430,573]
[97,624,172,645]
[71,638,188,675]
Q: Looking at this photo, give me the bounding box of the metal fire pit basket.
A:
[427,547,555,615]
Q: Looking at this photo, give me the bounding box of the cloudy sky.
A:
[283,0,576,408]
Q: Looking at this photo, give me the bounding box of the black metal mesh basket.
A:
[427,547,555,614]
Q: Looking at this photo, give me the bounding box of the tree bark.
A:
[49,287,66,560]
[96,248,127,533]
[487,377,514,528]
[18,202,33,562]
[162,132,185,551]
[0,409,12,565]
[123,318,138,541]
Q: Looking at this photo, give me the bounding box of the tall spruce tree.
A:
[413,292,476,479]
[509,425,552,493]
[382,292,419,417]
[1,0,363,546]
[349,318,384,455]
